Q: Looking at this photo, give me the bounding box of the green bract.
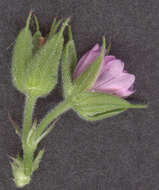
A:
[12,13,69,97]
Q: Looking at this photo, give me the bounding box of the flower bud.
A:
[62,32,146,121]
[73,44,135,98]
[12,14,69,97]
[24,18,69,97]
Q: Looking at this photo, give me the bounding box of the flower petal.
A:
[93,59,124,88]
[93,73,135,96]
[114,88,135,98]
[73,44,101,79]
[100,55,116,72]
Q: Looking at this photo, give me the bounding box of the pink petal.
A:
[93,59,124,89]
[73,44,101,79]
[114,88,135,98]
[99,55,116,72]
[93,73,135,94]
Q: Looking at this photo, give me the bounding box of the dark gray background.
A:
[0,0,159,189]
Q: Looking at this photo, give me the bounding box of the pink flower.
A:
[73,44,135,98]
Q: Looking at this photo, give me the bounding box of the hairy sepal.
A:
[72,37,105,95]
[62,41,77,97]
[12,13,32,94]
[72,92,140,121]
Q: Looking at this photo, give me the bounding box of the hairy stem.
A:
[22,95,37,176]
[36,100,71,138]
[23,145,34,176]
[22,95,37,144]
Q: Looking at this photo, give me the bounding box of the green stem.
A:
[23,145,34,176]
[36,100,71,138]
[22,95,37,176]
[22,95,37,145]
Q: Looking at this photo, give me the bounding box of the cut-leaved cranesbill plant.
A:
[9,13,146,188]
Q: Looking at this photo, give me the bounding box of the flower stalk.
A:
[22,95,37,145]
[22,95,37,176]
[35,100,71,138]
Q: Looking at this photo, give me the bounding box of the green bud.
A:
[24,18,70,97]
[12,14,69,97]
[71,91,147,121]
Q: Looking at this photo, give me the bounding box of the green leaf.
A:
[72,91,146,121]
[25,18,69,97]
[12,13,32,94]
[72,37,106,94]
[32,149,44,172]
[62,26,77,97]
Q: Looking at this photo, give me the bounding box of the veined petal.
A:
[114,87,135,98]
[100,55,116,72]
[93,59,124,89]
[93,73,135,97]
